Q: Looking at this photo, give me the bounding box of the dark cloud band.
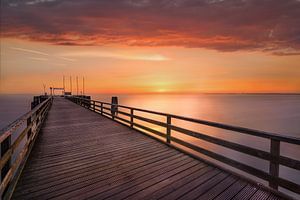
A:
[1,0,300,55]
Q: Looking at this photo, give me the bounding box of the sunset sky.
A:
[1,0,300,94]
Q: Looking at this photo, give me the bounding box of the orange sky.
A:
[1,0,300,94]
[1,38,299,94]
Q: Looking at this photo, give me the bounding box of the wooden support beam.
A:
[166,115,171,144]
[269,139,280,190]
[130,109,134,128]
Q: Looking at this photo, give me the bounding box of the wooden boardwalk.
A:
[11,98,286,200]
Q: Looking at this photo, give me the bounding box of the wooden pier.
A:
[1,97,299,199]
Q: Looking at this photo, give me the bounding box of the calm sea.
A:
[0,94,33,129]
[1,94,299,197]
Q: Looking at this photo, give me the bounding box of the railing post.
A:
[111,97,118,120]
[130,108,134,128]
[93,101,95,111]
[27,117,32,140]
[101,103,103,115]
[166,115,171,144]
[269,138,280,190]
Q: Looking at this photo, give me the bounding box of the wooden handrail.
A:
[0,97,52,199]
[68,96,300,195]
[0,98,51,142]
[74,97,300,144]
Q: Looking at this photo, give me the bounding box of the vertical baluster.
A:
[111,97,118,120]
[130,109,134,128]
[166,115,171,144]
[93,101,95,111]
[101,103,103,115]
[27,117,32,140]
[269,138,280,189]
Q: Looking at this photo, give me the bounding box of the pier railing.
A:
[0,97,52,199]
[68,96,300,195]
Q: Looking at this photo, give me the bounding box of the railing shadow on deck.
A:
[67,96,300,198]
[0,97,52,200]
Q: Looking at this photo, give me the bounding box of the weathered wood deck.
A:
[12,98,286,200]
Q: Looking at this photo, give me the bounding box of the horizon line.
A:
[1,92,300,95]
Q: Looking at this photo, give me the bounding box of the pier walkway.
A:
[9,97,287,200]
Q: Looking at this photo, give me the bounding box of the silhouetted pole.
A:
[83,77,85,95]
[63,75,65,95]
[43,84,46,95]
[76,76,79,96]
[70,76,72,94]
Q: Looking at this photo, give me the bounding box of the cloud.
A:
[2,0,300,55]
[10,47,49,56]
[53,63,67,66]
[28,57,49,61]
[10,46,78,61]
[60,51,169,61]
[59,56,76,62]
[26,0,57,5]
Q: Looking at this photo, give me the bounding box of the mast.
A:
[63,75,65,95]
[70,76,72,94]
[76,76,79,96]
[83,76,85,95]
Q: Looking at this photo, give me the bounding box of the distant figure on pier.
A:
[111,96,118,117]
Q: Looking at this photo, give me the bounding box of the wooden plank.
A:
[250,188,271,200]
[267,193,282,200]
[213,179,248,200]
[196,175,237,200]
[24,139,159,168]
[159,169,221,200]
[26,134,153,160]
[232,183,259,200]
[17,142,170,185]
[19,143,167,180]
[23,138,159,171]
[84,158,197,200]
[98,160,201,200]
[14,147,176,195]
[176,172,229,200]
[124,163,208,200]
[138,166,214,200]
[17,154,191,199]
